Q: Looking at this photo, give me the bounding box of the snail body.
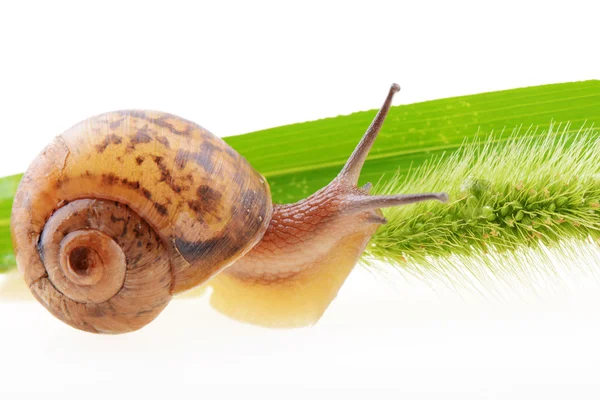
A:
[11,84,447,333]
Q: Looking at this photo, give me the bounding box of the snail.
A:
[11,84,448,334]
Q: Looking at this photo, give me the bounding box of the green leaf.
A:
[1,80,599,275]
[0,174,20,273]
[228,80,600,203]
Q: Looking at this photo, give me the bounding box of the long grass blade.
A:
[1,81,599,277]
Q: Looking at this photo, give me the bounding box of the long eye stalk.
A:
[337,83,449,214]
[347,192,449,214]
[338,83,401,185]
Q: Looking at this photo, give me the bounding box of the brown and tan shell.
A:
[11,110,272,333]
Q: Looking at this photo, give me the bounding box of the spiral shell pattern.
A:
[11,111,272,333]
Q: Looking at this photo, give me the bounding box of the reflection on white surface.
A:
[1,266,600,398]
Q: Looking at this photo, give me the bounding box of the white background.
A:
[1,1,599,399]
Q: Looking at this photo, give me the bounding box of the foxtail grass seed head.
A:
[365,122,600,292]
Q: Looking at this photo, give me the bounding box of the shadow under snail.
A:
[11,84,448,334]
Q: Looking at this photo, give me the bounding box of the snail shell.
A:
[11,111,272,333]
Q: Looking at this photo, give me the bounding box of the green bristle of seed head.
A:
[364,122,600,292]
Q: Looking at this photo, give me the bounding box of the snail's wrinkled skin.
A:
[11,84,448,333]
[211,180,384,327]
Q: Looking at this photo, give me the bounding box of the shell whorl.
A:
[11,111,272,333]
